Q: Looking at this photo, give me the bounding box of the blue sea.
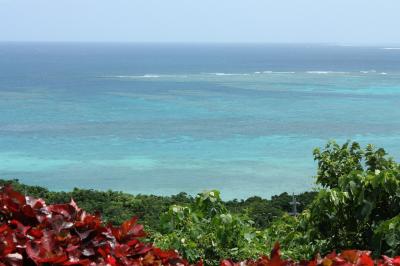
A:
[0,43,400,199]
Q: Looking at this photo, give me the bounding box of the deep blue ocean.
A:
[0,43,399,199]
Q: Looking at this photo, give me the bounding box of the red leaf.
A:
[1,186,26,213]
[358,253,374,266]
[111,217,146,243]
[2,253,23,266]
[392,257,400,266]
[114,244,130,258]
[340,250,359,264]
[269,242,283,266]
[0,228,16,257]
[106,255,117,266]
[196,259,204,266]
[221,259,235,266]
[48,204,77,220]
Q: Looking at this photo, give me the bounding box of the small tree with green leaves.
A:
[153,190,269,265]
[308,141,400,255]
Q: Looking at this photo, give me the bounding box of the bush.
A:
[308,141,400,254]
[0,185,193,266]
[153,190,270,265]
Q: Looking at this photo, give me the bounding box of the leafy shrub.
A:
[0,185,195,266]
[153,190,270,265]
[263,213,328,260]
[374,215,400,256]
[308,141,400,254]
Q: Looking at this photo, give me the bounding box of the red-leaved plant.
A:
[222,243,400,266]
[0,185,196,266]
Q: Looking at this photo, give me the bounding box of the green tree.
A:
[153,190,270,265]
[308,141,400,255]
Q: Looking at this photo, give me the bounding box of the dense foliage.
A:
[153,190,269,265]
[226,192,316,229]
[0,179,316,231]
[0,185,193,266]
[3,184,400,266]
[308,141,400,255]
[0,180,195,231]
[0,179,317,264]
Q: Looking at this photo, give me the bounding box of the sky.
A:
[0,0,399,44]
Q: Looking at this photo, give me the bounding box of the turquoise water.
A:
[0,43,400,199]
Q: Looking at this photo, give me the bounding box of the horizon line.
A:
[0,40,399,47]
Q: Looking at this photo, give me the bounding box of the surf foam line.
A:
[207,73,250,76]
[99,74,190,79]
[262,71,296,74]
[306,71,349,74]
[101,74,161,78]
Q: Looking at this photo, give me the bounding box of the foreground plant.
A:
[0,185,193,266]
[222,242,400,266]
[3,182,400,266]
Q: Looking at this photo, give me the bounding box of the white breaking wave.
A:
[141,74,161,78]
[380,72,388,75]
[263,71,295,74]
[102,74,161,79]
[210,71,295,76]
[210,73,250,76]
[306,71,348,74]
[382,48,400,50]
[127,74,161,78]
[307,71,331,74]
[360,70,377,74]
